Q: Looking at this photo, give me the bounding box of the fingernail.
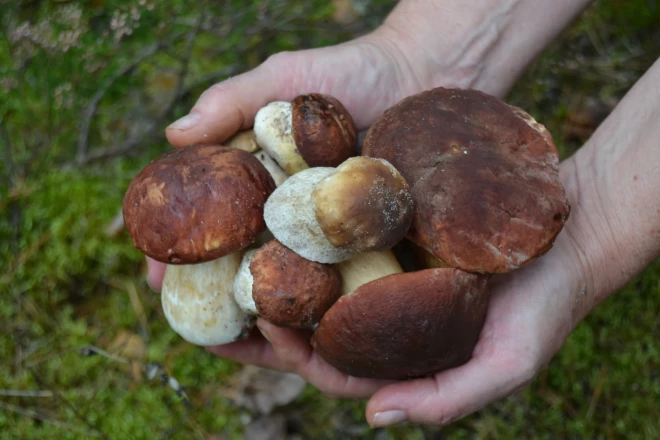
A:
[167,113,200,130]
[370,410,407,428]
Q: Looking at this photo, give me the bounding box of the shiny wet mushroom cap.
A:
[362,87,571,274]
[122,145,276,264]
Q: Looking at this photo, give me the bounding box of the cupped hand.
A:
[205,167,589,427]
[144,27,591,428]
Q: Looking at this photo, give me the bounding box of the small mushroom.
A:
[233,240,342,329]
[122,145,276,345]
[362,87,571,274]
[313,156,414,252]
[253,93,358,175]
[264,157,413,264]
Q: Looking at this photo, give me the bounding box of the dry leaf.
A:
[107,330,146,361]
[220,365,307,415]
[332,0,359,24]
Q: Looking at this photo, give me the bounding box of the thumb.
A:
[165,54,297,148]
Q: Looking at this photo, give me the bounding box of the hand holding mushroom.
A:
[128,83,575,403]
[140,3,660,428]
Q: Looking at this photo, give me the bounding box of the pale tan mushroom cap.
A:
[313,156,413,252]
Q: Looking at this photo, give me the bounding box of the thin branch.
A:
[0,390,54,397]
[0,401,103,437]
[29,368,111,440]
[74,64,244,165]
[76,31,187,163]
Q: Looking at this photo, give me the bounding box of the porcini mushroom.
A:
[311,268,489,379]
[122,145,276,345]
[233,240,342,328]
[263,156,414,263]
[253,93,358,175]
[362,87,571,273]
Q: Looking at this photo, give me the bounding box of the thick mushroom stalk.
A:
[162,253,254,345]
[254,93,358,175]
[335,250,403,295]
[226,129,260,153]
[264,157,414,264]
[122,145,276,345]
[233,240,342,329]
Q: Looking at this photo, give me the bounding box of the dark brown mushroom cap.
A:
[362,87,570,273]
[123,145,276,264]
[250,240,342,328]
[310,268,490,379]
[312,157,414,252]
[292,93,358,168]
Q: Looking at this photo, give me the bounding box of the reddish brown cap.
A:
[310,268,490,379]
[292,93,358,168]
[362,87,570,273]
[123,145,276,264]
[250,240,342,328]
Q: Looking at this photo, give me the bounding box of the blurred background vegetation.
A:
[0,0,658,438]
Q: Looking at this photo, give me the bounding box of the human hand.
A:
[141,0,660,428]
[203,164,589,426]
[203,55,660,426]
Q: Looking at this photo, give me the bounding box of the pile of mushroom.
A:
[122,88,570,380]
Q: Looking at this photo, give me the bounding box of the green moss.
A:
[1,0,659,438]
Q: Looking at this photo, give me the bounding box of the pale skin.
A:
[146,0,660,428]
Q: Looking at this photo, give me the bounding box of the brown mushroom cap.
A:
[250,240,342,328]
[362,87,570,273]
[312,157,414,252]
[310,268,490,379]
[292,93,358,167]
[123,145,276,264]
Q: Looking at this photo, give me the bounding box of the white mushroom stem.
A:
[161,252,254,346]
[253,101,308,176]
[226,129,260,153]
[252,150,288,187]
[335,250,403,295]
[264,167,356,264]
[233,250,258,315]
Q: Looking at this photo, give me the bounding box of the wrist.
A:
[371,0,593,98]
[559,59,660,324]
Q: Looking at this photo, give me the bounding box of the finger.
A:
[146,257,166,292]
[256,320,393,398]
[366,353,536,428]
[208,319,392,398]
[165,54,297,148]
[206,329,283,369]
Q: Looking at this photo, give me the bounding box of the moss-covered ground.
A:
[1,1,658,438]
